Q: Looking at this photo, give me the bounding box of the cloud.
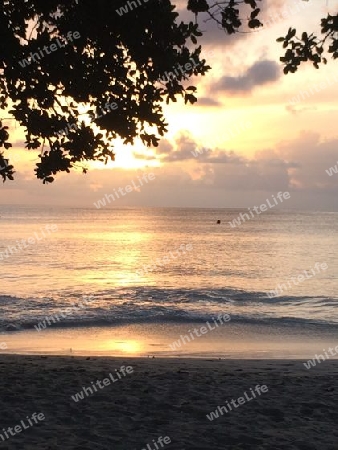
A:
[157,133,202,162]
[286,104,318,115]
[1,131,338,210]
[212,60,281,94]
[196,97,222,107]
[151,122,252,163]
[274,131,338,192]
[151,130,338,198]
[131,153,156,161]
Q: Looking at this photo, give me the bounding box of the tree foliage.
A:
[194,0,337,71]
[0,0,337,182]
[278,14,338,73]
[0,0,209,183]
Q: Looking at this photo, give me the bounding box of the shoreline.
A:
[1,321,338,359]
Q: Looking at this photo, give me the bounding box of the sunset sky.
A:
[1,0,337,210]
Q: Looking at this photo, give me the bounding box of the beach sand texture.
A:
[0,356,338,449]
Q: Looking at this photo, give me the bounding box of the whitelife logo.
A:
[93,173,155,209]
[34,295,94,332]
[206,385,268,421]
[0,412,45,443]
[54,101,119,138]
[288,73,338,107]
[71,365,133,402]
[228,192,290,228]
[303,345,338,369]
[136,243,193,277]
[169,314,231,351]
[157,57,199,83]
[325,161,338,177]
[116,0,150,17]
[139,435,171,450]
[267,262,328,298]
[18,31,81,68]
[0,225,58,261]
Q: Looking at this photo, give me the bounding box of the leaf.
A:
[251,8,260,19]
[248,18,261,29]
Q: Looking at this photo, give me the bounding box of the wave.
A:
[1,288,337,332]
[1,313,336,334]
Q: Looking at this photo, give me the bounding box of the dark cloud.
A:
[196,97,222,107]
[134,132,244,163]
[286,104,318,115]
[212,60,281,94]
[132,153,157,161]
[155,139,173,156]
[174,2,246,48]
[201,150,245,165]
[158,133,202,162]
[150,123,252,163]
[173,0,289,50]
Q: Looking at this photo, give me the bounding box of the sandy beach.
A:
[0,355,337,449]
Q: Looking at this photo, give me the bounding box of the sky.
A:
[1,0,338,210]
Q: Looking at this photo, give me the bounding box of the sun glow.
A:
[103,339,142,354]
[89,139,159,170]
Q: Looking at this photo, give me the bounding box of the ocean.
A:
[0,205,337,357]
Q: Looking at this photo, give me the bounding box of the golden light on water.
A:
[103,340,142,354]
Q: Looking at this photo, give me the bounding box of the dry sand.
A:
[0,355,338,449]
